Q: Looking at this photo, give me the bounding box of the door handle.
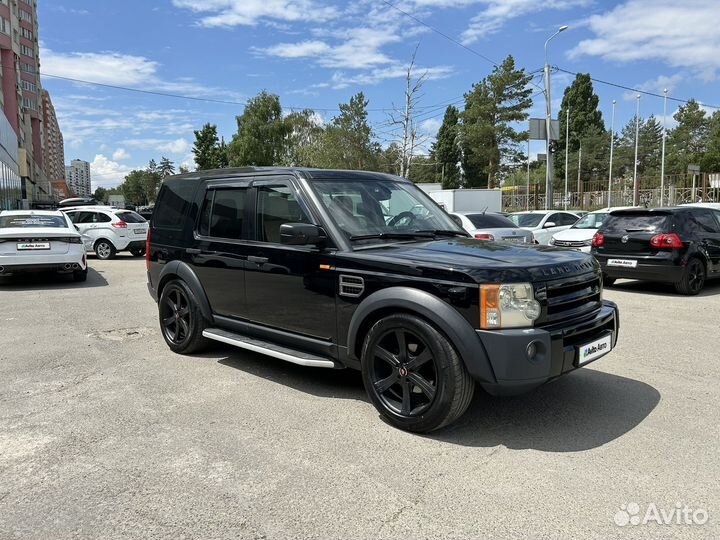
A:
[248,256,269,264]
[186,248,202,254]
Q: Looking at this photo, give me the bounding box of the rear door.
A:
[690,208,720,275]
[67,211,99,248]
[115,210,149,242]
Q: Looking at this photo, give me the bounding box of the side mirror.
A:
[280,223,325,246]
[543,221,556,229]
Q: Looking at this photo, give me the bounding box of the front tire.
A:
[159,279,209,354]
[361,313,475,433]
[94,240,116,260]
[675,257,705,295]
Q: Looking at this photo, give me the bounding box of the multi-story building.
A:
[65,159,91,198]
[41,89,66,193]
[0,0,66,208]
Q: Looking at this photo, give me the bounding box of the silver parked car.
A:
[449,211,535,243]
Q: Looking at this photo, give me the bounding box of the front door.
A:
[242,179,337,342]
[692,209,720,275]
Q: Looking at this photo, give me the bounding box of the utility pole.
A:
[660,88,668,207]
[564,108,569,210]
[544,25,568,211]
[633,94,641,206]
[608,99,616,209]
[526,138,531,211]
[577,143,582,209]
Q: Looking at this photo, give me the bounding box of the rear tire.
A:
[94,240,116,260]
[159,279,209,354]
[73,268,88,282]
[130,247,146,257]
[675,257,705,295]
[361,313,475,433]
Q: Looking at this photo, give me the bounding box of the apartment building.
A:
[65,159,91,198]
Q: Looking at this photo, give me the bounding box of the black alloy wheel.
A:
[361,313,475,433]
[158,280,209,354]
[675,258,705,295]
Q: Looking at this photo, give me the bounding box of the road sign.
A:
[529,118,560,141]
[688,164,701,174]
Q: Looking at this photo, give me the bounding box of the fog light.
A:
[527,341,539,361]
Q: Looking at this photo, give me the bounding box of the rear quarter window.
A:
[116,211,146,224]
[602,213,670,234]
[466,214,517,228]
[154,180,198,229]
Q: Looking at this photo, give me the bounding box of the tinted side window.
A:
[256,185,311,243]
[560,213,579,226]
[692,209,720,234]
[95,212,112,223]
[116,211,146,224]
[547,213,563,226]
[72,211,95,224]
[154,180,197,229]
[197,190,213,237]
[449,215,463,228]
[206,188,247,239]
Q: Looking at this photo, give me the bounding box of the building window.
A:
[20,62,36,74]
[21,27,33,40]
[22,97,37,111]
[21,79,37,93]
[19,9,32,23]
[20,44,33,57]
[0,16,9,35]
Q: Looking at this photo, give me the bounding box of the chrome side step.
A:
[202,328,337,369]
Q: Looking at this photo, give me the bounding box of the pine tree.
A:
[461,55,533,188]
[431,105,462,188]
[555,73,606,179]
[192,123,226,170]
[158,157,175,178]
[666,99,709,175]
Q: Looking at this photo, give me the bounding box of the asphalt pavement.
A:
[1,257,718,539]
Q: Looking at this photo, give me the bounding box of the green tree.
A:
[121,170,148,206]
[93,187,108,203]
[461,55,533,188]
[158,156,175,178]
[192,123,226,170]
[228,91,287,166]
[282,110,323,167]
[666,99,709,175]
[555,73,606,179]
[407,155,437,183]
[701,111,720,173]
[431,105,462,188]
[314,92,379,170]
[614,116,663,181]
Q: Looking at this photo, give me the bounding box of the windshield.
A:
[0,215,68,228]
[311,178,462,242]
[572,212,608,230]
[465,213,517,229]
[509,213,544,227]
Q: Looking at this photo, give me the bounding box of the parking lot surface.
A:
[1,258,719,539]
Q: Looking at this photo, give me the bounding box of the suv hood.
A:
[351,238,598,283]
[553,228,597,241]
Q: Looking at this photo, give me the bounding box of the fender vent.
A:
[339,275,364,297]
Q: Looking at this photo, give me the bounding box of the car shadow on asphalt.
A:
[431,368,660,452]
[609,279,720,297]
[215,344,660,452]
[0,267,109,290]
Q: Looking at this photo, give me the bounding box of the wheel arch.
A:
[93,237,117,250]
[157,261,214,321]
[347,286,496,384]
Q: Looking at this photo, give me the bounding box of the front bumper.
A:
[474,301,619,396]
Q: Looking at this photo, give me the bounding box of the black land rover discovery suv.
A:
[147,168,619,432]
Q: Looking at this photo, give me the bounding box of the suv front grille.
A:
[553,240,586,248]
[537,272,602,326]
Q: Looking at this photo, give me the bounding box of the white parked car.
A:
[0,210,88,281]
[61,206,148,260]
[449,211,534,243]
[549,207,638,253]
[508,210,580,245]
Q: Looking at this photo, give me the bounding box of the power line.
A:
[555,67,720,110]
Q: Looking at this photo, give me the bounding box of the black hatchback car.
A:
[147,168,619,432]
[591,206,720,294]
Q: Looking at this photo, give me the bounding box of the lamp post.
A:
[544,25,568,210]
[526,138,531,211]
[564,107,569,210]
[608,99,616,208]
[633,94,641,206]
[660,88,668,207]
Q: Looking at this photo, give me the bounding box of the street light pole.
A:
[544,25,568,211]
[526,138,531,211]
[633,94,641,206]
[608,99,616,208]
[660,88,668,207]
[564,107,569,210]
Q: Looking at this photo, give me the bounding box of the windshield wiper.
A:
[415,229,469,238]
[349,232,434,241]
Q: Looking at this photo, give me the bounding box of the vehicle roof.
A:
[590,206,639,214]
[0,209,65,216]
[451,210,506,216]
[61,206,123,212]
[510,210,577,215]
[609,206,693,215]
[164,167,409,183]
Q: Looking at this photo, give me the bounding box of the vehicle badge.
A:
[621,235,629,243]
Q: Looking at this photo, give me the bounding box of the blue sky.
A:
[38,0,720,190]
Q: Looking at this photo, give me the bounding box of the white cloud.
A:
[172,0,338,27]
[120,138,191,155]
[460,0,590,44]
[41,46,243,100]
[419,117,443,135]
[112,148,131,161]
[330,65,454,89]
[570,0,720,79]
[90,154,134,189]
[621,74,684,102]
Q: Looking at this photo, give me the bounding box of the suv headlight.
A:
[582,238,593,246]
[480,283,541,329]
[549,237,556,245]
